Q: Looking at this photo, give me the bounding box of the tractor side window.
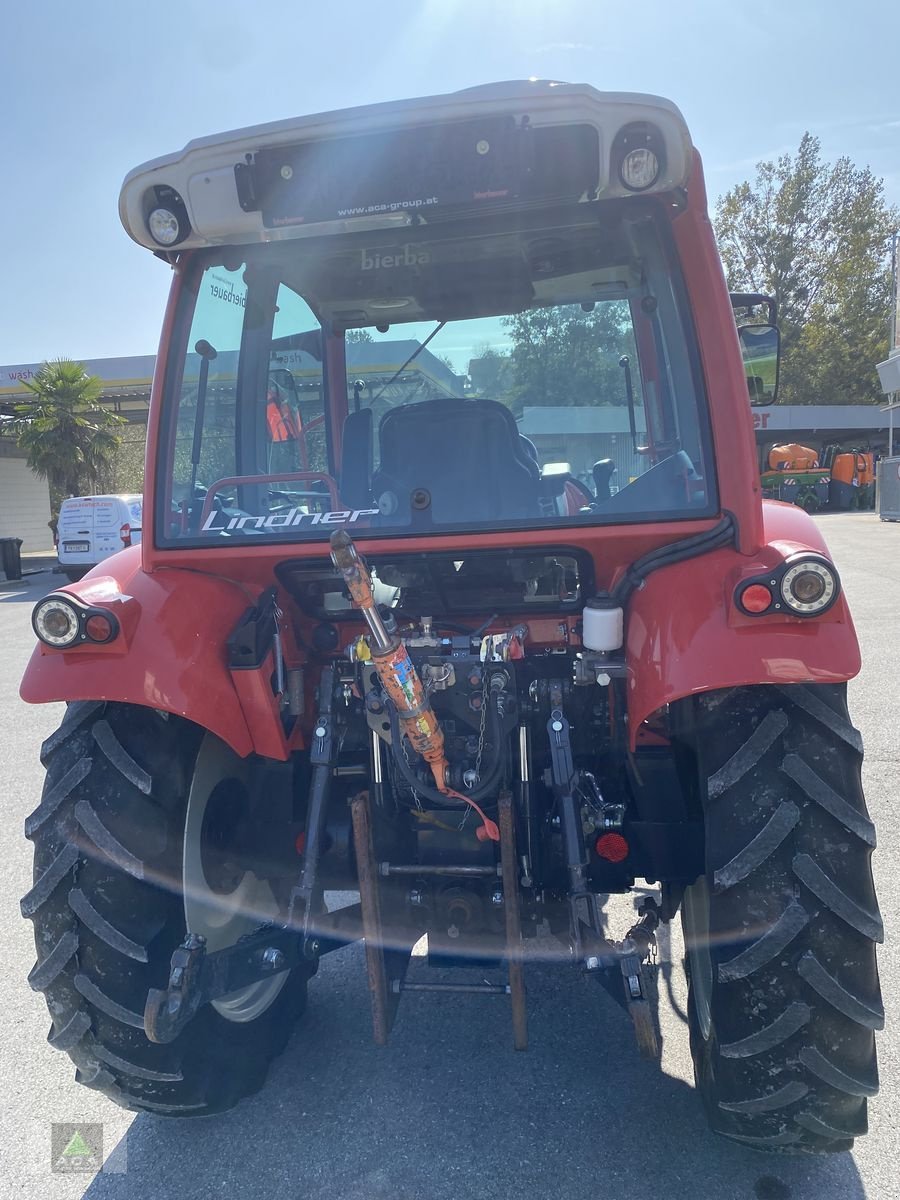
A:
[169,263,247,526]
[164,264,331,538]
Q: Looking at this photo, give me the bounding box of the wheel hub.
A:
[183,736,288,1022]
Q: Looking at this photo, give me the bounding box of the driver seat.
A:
[373,398,541,523]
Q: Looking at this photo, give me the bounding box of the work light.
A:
[620,147,660,191]
[146,186,190,247]
[148,206,184,246]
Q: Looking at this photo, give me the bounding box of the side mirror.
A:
[738,322,780,405]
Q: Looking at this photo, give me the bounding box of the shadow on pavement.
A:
[80,948,866,1200]
[0,572,56,604]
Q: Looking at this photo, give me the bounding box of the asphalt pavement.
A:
[0,512,897,1200]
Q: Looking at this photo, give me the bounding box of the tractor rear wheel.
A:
[682,683,883,1153]
[21,701,310,1115]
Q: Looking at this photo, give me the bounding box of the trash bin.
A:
[0,537,23,581]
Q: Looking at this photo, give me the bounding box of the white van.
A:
[56,494,143,581]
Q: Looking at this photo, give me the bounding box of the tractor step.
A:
[393,981,510,995]
[350,789,528,1050]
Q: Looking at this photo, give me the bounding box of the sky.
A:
[3,0,899,367]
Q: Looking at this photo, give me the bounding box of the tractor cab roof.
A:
[119,81,693,255]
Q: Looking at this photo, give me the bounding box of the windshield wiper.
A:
[368,321,445,405]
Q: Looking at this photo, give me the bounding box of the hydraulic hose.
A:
[389,692,504,801]
[387,698,503,842]
[330,529,500,841]
[611,512,736,607]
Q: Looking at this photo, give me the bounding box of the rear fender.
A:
[625,502,860,743]
[20,548,265,758]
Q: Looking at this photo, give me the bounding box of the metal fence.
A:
[877,457,900,521]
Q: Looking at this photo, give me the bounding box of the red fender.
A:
[20,546,258,758]
[625,501,860,742]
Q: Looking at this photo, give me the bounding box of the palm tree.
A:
[12,359,124,509]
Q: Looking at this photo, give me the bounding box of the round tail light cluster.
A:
[736,555,840,618]
[32,595,119,648]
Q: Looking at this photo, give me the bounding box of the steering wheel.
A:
[199,471,341,528]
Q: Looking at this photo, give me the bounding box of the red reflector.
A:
[295,832,306,856]
[85,614,114,643]
[120,522,132,547]
[595,832,629,863]
[740,584,773,614]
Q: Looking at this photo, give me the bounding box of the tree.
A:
[467,344,512,396]
[11,359,123,509]
[501,302,636,414]
[715,134,898,405]
[345,328,374,343]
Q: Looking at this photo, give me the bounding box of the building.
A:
[0,439,52,550]
[747,404,890,462]
[519,403,893,488]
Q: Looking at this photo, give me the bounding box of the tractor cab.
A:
[120,83,720,559]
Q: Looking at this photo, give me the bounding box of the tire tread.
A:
[685,683,882,1155]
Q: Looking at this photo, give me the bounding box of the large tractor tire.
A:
[682,683,883,1153]
[21,701,310,1115]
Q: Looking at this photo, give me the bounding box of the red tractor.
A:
[20,82,881,1152]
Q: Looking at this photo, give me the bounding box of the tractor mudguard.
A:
[625,500,860,741]
[20,546,258,758]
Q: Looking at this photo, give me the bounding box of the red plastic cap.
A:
[740,583,773,614]
[595,832,629,863]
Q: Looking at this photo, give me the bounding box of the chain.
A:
[473,668,489,783]
[397,708,423,810]
[454,670,491,832]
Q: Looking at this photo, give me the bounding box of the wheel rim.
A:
[682,876,713,1041]
[183,735,288,1022]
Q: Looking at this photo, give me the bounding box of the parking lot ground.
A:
[0,512,897,1200]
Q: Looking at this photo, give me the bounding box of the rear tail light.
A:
[84,613,117,643]
[736,555,840,618]
[120,522,132,547]
[738,583,773,614]
[32,594,120,648]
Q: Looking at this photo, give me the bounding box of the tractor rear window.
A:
[158,210,716,546]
